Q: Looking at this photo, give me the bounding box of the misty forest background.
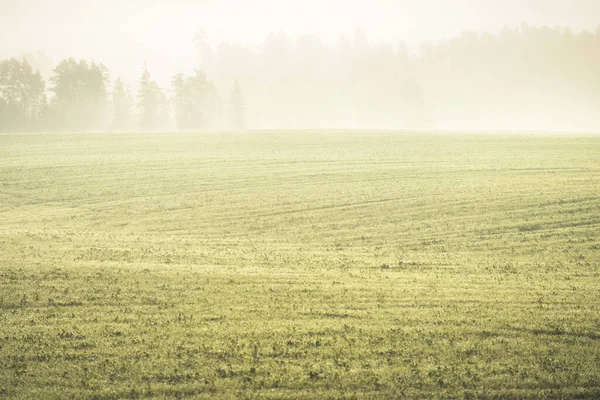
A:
[1,24,600,133]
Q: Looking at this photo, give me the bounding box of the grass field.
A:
[1,131,600,399]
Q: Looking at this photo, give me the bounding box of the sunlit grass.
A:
[1,131,599,399]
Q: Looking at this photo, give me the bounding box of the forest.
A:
[0,58,244,132]
[1,24,600,132]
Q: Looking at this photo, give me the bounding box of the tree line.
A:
[202,24,600,131]
[0,58,245,132]
[2,23,600,132]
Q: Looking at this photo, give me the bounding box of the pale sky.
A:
[1,0,599,87]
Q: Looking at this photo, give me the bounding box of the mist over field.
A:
[2,2,600,399]
[1,0,600,132]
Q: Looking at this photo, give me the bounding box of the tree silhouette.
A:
[137,65,168,130]
[229,79,245,130]
[49,58,109,131]
[112,77,132,131]
[0,58,46,131]
[172,70,220,130]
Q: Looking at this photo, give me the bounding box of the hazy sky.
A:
[1,0,599,86]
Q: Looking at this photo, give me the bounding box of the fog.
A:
[1,0,599,132]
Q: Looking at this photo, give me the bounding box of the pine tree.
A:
[171,72,188,130]
[171,70,220,130]
[229,79,245,130]
[112,78,131,130]
[137,65,158,130]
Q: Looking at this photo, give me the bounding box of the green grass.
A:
[1,131,599,399]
